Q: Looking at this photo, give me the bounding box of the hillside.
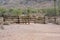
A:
[0,0,55,8]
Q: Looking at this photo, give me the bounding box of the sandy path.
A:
[0,23,60,40]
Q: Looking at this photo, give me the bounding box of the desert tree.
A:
[53,0,57,24]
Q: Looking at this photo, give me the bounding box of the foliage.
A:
[0,8,7,16]
[8,8,23,16]
[0,7,60,17]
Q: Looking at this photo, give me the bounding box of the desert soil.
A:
[0,23,60,40]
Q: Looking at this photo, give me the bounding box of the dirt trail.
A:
[0,23,60,40]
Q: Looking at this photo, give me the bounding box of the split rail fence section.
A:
[0,16,60,24]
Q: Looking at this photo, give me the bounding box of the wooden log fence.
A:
[0,16,60,24]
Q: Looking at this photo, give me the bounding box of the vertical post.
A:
[2,14,5,22]
[44,16,46,24]
[0,14,4,30]
[17,16,20,24]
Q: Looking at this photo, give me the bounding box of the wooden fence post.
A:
[44,16,46,24]
[17,16,20,24]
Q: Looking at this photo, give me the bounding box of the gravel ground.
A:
[0,23,60,40]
